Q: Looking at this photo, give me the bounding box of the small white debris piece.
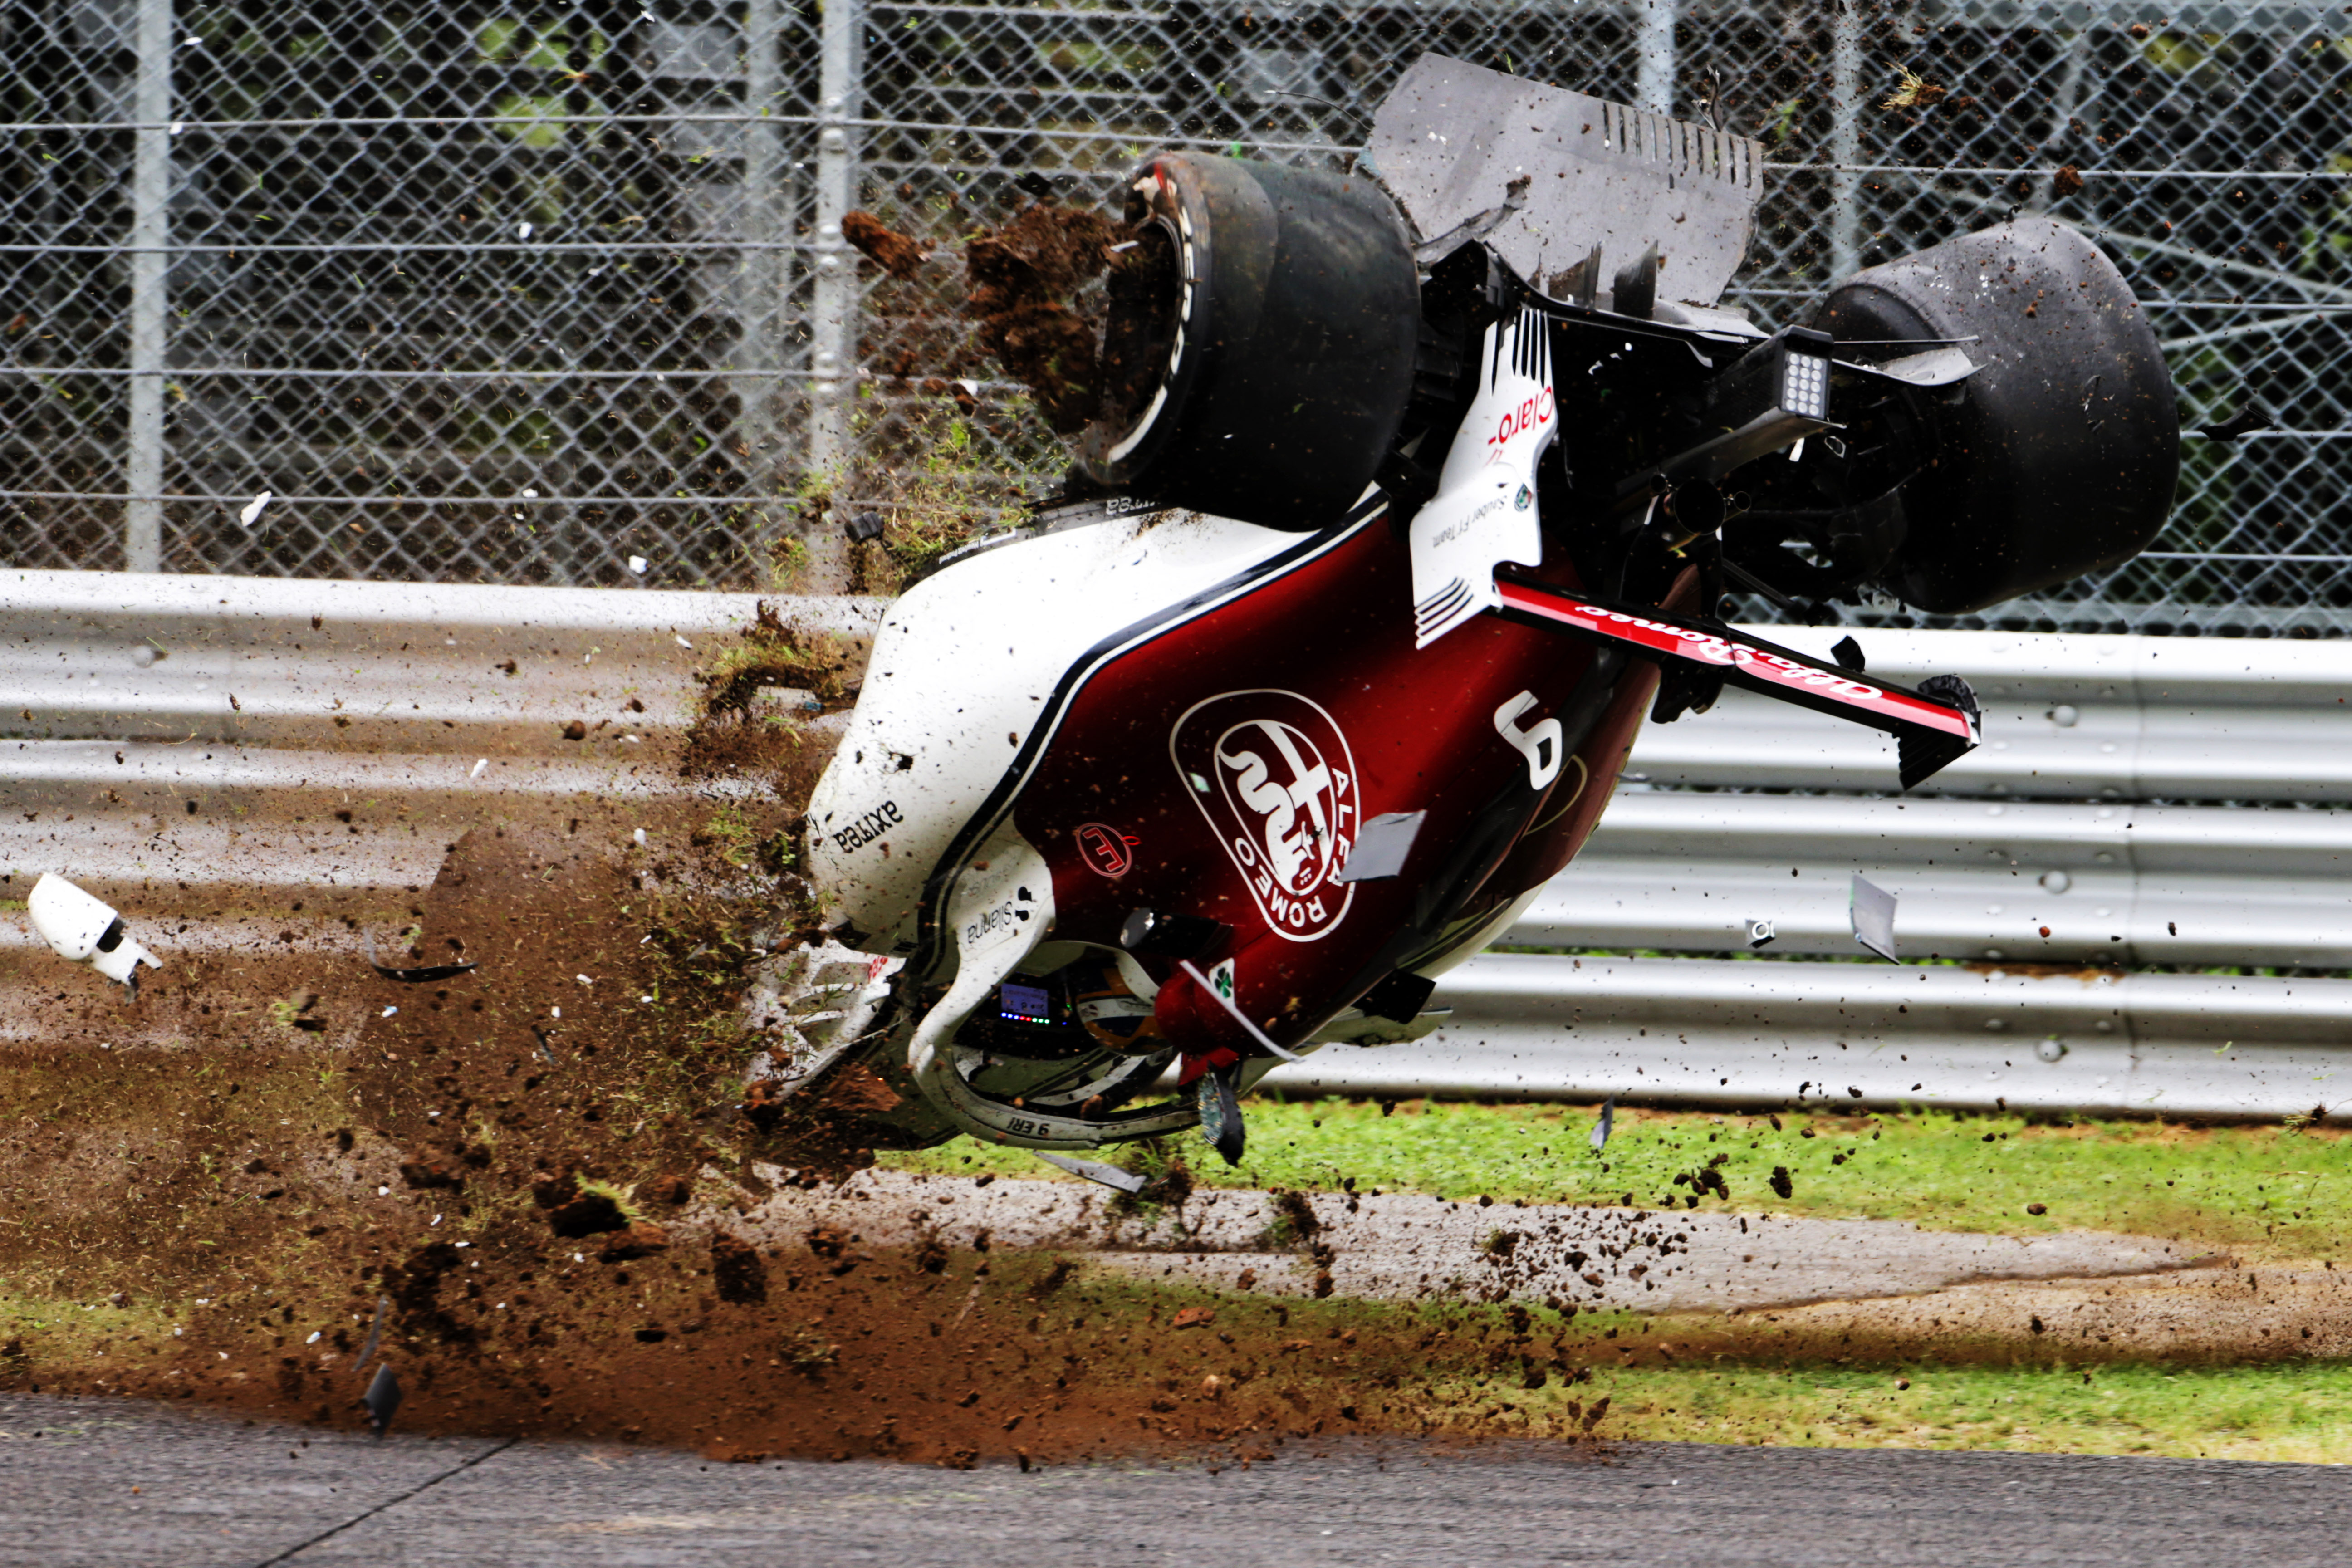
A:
[639,994,653,1003]
[633,828,647,846]
[469,758,488,779]
[132,644,159,668]
[1589,1095,1616,1152]
[622,733,642,744]
[575,974,593,987]
[627,554,648,575]
[550,1005,562,1019]
[518,221,533,239]
[430,1213,442,1227]
[237,490,272,528]
[1745,917,1777,950]
[1335,810,1426,884]
[674,634,693,650]
[954,378,981,397]
[1851,873,1900,964]
[573,1252,585,1263]
[521,487,539,498]
[1032,1151,1147,1193]
[306,1331,321,1344]
[376,1185,390,1196]
[28,873,160,989]
[381,1005,398,1018]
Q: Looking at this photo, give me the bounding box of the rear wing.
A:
[1367,53,1764,309]
[1493,578,1982,789]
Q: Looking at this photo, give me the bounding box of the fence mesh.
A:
[5,0,2349,629]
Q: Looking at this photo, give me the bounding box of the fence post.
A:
[808,0,862,480]
[737,0,793,564]
[123,0,173,572]
[1828,2,1863,283]
[1634,0,1677,113]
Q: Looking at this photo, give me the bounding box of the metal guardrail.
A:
[2,575,2339,1120]
[0,573,875,989]
[1608,626,2352,802]
[1288,624,2352,1121]
[0,568,867,750]
[1276,954,2352,1123]
[1516,625,2352,970]
[1539,793,2352,971]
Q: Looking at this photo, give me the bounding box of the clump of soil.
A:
[695,600,863,723]
[842,211,928,280]
[1093,223,1181,433]
[964,203,1134,432]
[710,1231,769,1304]
[683,599,867,788]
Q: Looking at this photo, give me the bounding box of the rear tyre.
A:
[1814,217,2178,614]
[1080,152,1420,529]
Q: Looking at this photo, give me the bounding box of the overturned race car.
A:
[771,55,2179,1170]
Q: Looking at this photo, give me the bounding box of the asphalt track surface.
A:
[3,1395,2345,1566]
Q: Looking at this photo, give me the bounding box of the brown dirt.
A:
[842,211,929,281]
[681,600,867,787]
[0,611,1617,1468]
[963,203,1135,433]
[4,1231,1621,1466]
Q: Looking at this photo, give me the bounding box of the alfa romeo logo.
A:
[1169,689,1359,941]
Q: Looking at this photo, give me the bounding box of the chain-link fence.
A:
[5,1,2350,628]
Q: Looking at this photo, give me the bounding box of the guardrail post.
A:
[737,0,794,563]
[1634,0,1677,113]
[1828,1,1862,283]
[123,0,173,572]
[808,0,862,478]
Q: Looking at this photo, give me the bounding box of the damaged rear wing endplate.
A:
[1493,578,1981,789]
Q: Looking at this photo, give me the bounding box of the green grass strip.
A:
[1562,1359,2352,1463]
[883,1098,2352,1260]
